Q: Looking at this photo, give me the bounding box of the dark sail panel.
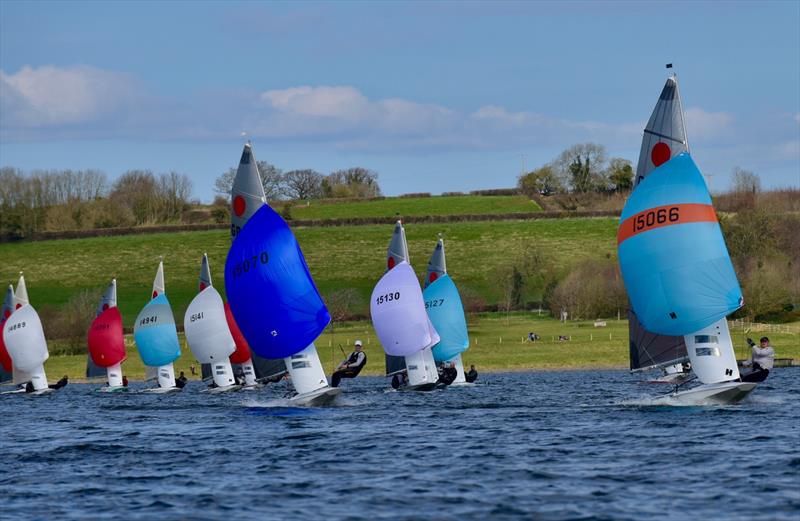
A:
[0,366,10,384]
[86,357,106,378]
[385,354,406,376]
[251,354,287,380]
[628,309,687,371]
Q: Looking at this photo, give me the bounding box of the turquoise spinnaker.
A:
[225,203,330,359]
[617,153,742,336]
[423,274,469,362]
[133,294,181,367]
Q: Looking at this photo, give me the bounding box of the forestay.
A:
[134,294,181,367]
[371,261,433,357]
[617,153,742,336]
[225,204,330,359]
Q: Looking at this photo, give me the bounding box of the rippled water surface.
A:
[2,370,798,520]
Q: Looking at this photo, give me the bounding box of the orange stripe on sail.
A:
[617,203,717,245]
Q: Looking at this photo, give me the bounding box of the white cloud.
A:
[684,107,734,141]
[0,65,139,128]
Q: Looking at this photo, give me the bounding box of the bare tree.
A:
[214,160,285,200]
[553,143,608,192]
[323,167,382,198]
[731,167,760,193]
[284,169,324,200]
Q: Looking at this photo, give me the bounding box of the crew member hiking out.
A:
[741,336,774,383]
[331,340,367,388]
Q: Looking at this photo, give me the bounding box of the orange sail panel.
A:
[88,307,126,367]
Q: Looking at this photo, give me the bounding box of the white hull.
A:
[667,381,757,405]
[240,383,264,391]
[289,386,341,406]
[140,386,181,394]
[1,388,27,395]
[97,385,128,393]
[204,384,242,394]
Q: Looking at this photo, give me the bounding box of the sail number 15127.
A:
[633,206,679,232]
[375,292,400,305]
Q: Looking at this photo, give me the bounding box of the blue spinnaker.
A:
[133,294,181,367]
[423,274,469,362]
[617,153,742,336]
[225,204,330,359]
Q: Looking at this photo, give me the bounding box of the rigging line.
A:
[643,129,687,145]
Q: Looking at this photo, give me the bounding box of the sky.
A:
[1,0,798,202]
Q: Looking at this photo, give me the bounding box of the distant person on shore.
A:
[528,332,540,342]
[175,371,188,389]
[49,375,68,390]
[741,337,774,383]
[190,364,197,376]
[465,365,478,383]
[438,361,458,385]
[331,340,367,387]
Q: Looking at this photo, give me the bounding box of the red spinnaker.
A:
[0,324,12,372]
[87,307,126,367]
[225,302,252,364]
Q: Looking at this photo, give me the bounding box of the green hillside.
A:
[0,217,617,326]
[285,194,541,220]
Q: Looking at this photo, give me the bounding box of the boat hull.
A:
[289,386,341,406]
[140,386,181,394]
[240,383,264,391]
[669,381,757,405]
[97,386,128,393]
[401,382,439,392]
[204,384,242,394]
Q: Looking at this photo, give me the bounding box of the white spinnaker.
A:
[184,286,236,364]
[371,261,432,357]
[3,304,48,372]
[685,318,740,384]
[634,75,689,186]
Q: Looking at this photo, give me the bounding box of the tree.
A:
[214,161,285,200]
[323,167,382,198]
[553,143,608,193]
[517,165,563,196]
[110,170,160,224]
[731,167,760,193]
[284,169,324,200]
[157,171,193,220]
[607,158,634,192]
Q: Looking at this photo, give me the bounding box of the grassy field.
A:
[285,195,542,219]
[36,312,800,382]
[0,217,618,326]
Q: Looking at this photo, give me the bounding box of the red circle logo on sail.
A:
[102,303,109,311]
[387,257,396,270]
[199,282,206,291]
[651,142,671,167]
[3,310,10,319]
[429,272,438,283]
[15,303,21,309]
[152,291,158,298]
[233,195,246,217]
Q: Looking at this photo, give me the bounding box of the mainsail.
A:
[627,309,687,372]
[185,254,237,388]
[134,262,181,389]
[635,75,689,187]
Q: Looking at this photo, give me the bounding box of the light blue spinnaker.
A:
[617,153,742,336]
[225,203,330,359]
[133,294,181,367]
[423,274,469,362]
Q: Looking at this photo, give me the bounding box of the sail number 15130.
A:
[375,292,400,305]
[633,206,679,232]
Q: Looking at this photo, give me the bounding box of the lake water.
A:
[1,369,798,520]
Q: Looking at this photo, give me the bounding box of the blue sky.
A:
[1,0,798,201]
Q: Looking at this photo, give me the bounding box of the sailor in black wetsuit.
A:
[49,375,68,390]
[438,361,458,386]
[465,364,478,383]
[175,371,188,389]
[331,340,367,387]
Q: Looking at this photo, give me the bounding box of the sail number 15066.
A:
[375,292,400,305]
[633,207,679,232]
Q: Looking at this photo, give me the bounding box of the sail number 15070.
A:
[375,292,400,305]
[633,206,679,232]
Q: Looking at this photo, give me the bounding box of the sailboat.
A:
[185,254,239,393]
[0,285,16,387]
[88,279,128,392]
[620,75,753,404]
[423,237,470,385]
[134,260,182,393]
[2,274,53,395]
[225,142,338,406]
[373,221,440,391]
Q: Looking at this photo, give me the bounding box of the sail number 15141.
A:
[375,292,400,305]
[633,206,679,232]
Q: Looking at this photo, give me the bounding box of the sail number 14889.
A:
[633,207,679,232]
[375,292,400,305]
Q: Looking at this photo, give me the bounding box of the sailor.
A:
[331,340,367,387]
[465,364,478,383]
[438,361,458,385]
[175,371,188,389]
[122,375,129,387]
[391,372,408,390]
[741,337,774,383]
[49,375,68,390]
